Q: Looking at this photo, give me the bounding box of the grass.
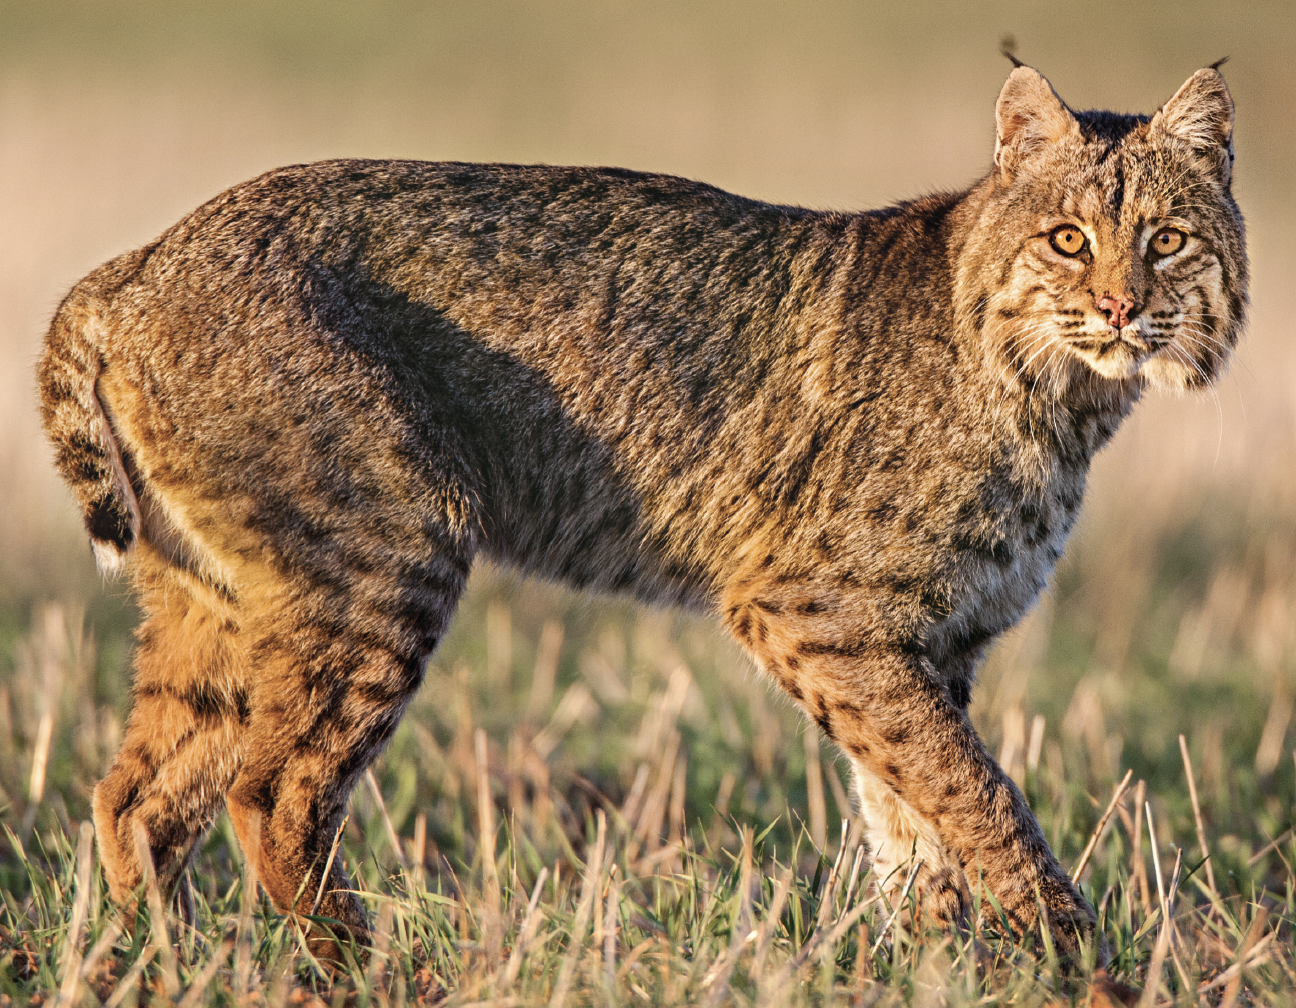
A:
[3,539,1296,1005]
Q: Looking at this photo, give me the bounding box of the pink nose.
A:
[1096,292,1136,330]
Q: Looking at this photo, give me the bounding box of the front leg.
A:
[722,573,1103,966]
[852,760,971,927]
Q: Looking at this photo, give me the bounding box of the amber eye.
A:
[1049,225,1086,256]
[1150,228,1186,257]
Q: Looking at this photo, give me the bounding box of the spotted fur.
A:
[38,65,1246,964]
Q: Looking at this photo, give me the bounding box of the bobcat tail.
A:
[39,284,141,575]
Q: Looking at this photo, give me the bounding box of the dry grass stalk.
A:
[548,809,607,1008]
[619,763,650,828]
[531,682,596,759]
[235,811,262,996]
[714,771,736,819]
[703,828,752,1007]
[53,820,94,1008]
[1144,802,1167,918]
[602,868,620,996]
[499,865,549,992]
[1202,930,1276,992]
[27,711,54,809]
[176,937,236,1008]
[824,759,853,825]
[526,620,564,720]
[1247,825,1294,868]
[870,858,923,957]
[1254,688,1292,778]
[366,768,408,871]
[1130,779,1151,915]
[803,729,828,851]
[815,820,852,930]
[1136,798,1177,1005]
[762,881,883,1005]
[132,820,180,998]
[413,811,427,887]
[1178,733,1218,900]
[364,900,395,998]
[1070,768,1133,883]
[76,923,122,990]
[475,728,500,917]
[840,841,867,915]
[102,946,156,1008]
[486,600,513,696]
[748,866,794,981]
[668,755,688,848]
[1137,908,1173,1008]
[310,813,348,918]
[265,948,297,1008]
[633,729,680,854]
[1219,906,1270,1008]
[1164,847,1191,995]
[998,706,1026,785]
[1026,714,1046,772]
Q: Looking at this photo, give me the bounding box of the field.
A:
[3,1,1296,1003]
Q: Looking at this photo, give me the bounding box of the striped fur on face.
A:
[959,67,1246,401]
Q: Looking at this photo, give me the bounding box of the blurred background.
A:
[2,0,1294,871]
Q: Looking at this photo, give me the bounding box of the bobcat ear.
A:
[994,67,1077,179]
[1151,68,1235,184]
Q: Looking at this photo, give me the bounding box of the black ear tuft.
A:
[998,33,1025,68]
[1209,56,1230,71]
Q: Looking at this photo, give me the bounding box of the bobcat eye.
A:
[1150,227,1186,257]
[1049,225,1086,256]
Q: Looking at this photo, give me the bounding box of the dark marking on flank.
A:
[869,502,898,525]
[733,610,752,640]
[814,709,834,739]
[799,639,872,659]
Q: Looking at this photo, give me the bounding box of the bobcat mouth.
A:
[1066,329,1160,378]
[1069,334,1148,356]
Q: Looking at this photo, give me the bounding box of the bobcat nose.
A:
[1096,292,1136,330]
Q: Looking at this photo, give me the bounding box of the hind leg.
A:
[226,553,468,961]
[94,546,246,913]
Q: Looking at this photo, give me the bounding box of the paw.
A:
[1087,970,1140,1007]
[1038,885,1107,972]
[976,870,1105,971]
[872,856,971,934]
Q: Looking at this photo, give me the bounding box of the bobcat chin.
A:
[40,64,1245,965]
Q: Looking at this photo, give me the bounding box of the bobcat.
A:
[39,63,1245,965]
